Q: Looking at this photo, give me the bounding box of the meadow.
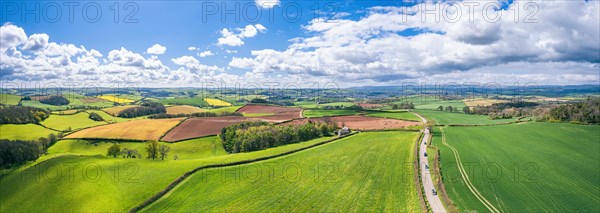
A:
[303,109,358,118]
[0,124,58,140]
[0,136,335,212]
[393,96,466,110]
[86,110,135,123]
[415,109,515,125]
[438,123,600,212]
[158,97,208,107]
[294,101,356,109]
[143,132,421,212]
[0,94,21,105]
[40,112,107,131]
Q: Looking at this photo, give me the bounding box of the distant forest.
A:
[0,105,50,124]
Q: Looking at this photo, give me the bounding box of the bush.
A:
[88,112,104,121]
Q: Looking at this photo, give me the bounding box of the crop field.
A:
[65,118,185,141]
[165,105,206,114]
[303,109,358,118]
[365,111,421,121]
[40,113,107,131]
[463,98,508,108]
[97,95,136,103]
[437,123,600,212]
[158,97,207,107]
[102,105,139,116]
[415,109,515,125]
[237,105,303,122]
[143,131,421,212]
[205,106,242,113]
[161,117,260,142]
[0,94,21,105]
[0,124,58,140]
[204,98,232,107]
[0,136,334,212]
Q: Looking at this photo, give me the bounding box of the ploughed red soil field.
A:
[237,104,303,122]
[282,115,421,130]
[161,117,260,142]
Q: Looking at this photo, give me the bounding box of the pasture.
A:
[158,97,207,107]
[204,98,232,107]
[0,136,334,212]
[294,101,356,109]
[0,94,21,105]
[0,124,58,140]
[20,100,69,110]
[40,113,107,131]
[394,96,466,110]
[143,132,421,212]
[415,109,515,125]
[165,105,206,114]
[65,118,185,141]
[438,123,600,212]
[303,109,357,118]
[86,110,134,123]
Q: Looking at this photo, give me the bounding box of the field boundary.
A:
[158,117,190,142]
[130,132,359,213]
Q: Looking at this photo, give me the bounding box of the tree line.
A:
[547,97,600,124]
[220,121,337,153]
[0,105,50,124]
[39,95,70,106]
[148,111,242,119]
[106,141,171,160]
[118,102,166,118]
[0,134,59,168]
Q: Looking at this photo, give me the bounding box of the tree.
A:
[158,144,171,160]
[463,106,471,114]
[437,106,444,111]
[107,144,121,158]
[88,112,104,121]
[392,104,399,110]
[445,106,453,112]
[146,141,159,159]
[121,148,140,158]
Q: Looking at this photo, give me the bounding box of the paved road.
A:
[415,113,446,213]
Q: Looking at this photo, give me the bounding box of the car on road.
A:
[425,164,429,170]
[424,152,428,157]
[432,189,437,195]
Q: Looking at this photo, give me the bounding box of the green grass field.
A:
[143,132,420,212]
[41,113,107,131]
[0,124,59,140]
[438,123,600,212]
[0,136,334,212]
[85,110,135,123]
[48,137,227,160]
[303,109,358,118]
[0,94,21,105]
[365,111,421,121]
[20,100,70,111]
[157,97,208,107]
[392,96,466,110]
[415,109,515,125]
[295,101,356,109]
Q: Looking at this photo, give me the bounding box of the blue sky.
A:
[0,0,598,87]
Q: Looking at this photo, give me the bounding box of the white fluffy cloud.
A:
[218,24,267,46]
[255,0,279,9]
[0,23,227,85]
[146,44,166,55]
[229,1,600,85]
[198,50,214,57]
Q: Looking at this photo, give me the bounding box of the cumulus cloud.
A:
[188,46,199,51]
[198,50,214,57]
[217,24,268,46]
[230,1,600,85]
[255,0,279,9]
[0,24,228,85]
[146,44,166,55]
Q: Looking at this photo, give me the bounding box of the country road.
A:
[414,113,447,213]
